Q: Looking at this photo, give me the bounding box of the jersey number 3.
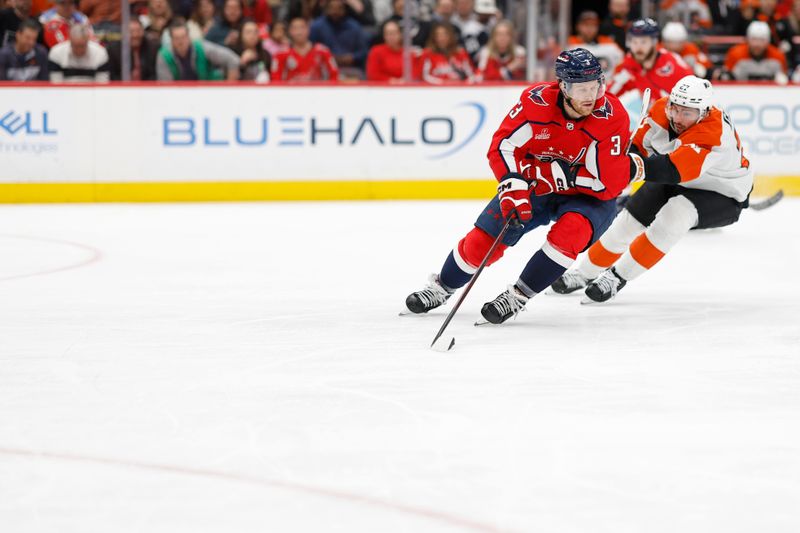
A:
[509,102,524,119]
[610,135,621,155]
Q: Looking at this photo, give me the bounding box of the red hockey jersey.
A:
[487,82,632,201]
[417,48,475,83]
[271,44,339,82]
[607,49,692,101]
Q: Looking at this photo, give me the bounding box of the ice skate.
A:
[583,267,626,303]
[550,270,590,294]
[479,285,529,325]
[404,274,453,314]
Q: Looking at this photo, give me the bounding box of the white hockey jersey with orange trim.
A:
[633,96,753,202]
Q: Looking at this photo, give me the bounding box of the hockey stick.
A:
[430,216,517,352]
[624,88,651,158]
[749,189,784,211]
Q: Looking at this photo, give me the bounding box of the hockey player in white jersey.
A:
[551,75,753,302]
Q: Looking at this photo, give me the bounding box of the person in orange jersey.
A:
[722,20,788,82]
[661,21,712,78]
[551,76,753,303]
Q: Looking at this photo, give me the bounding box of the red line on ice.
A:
[0,446,515,533]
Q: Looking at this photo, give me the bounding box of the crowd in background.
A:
[0,0,799,84]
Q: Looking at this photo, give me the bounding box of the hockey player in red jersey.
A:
[551,76,753,303]
[607,18,692,104]
[404,48,634,325]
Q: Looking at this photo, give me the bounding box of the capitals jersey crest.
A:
[656,62,674,77]
[591,98,614,120]
[527,85,548,106]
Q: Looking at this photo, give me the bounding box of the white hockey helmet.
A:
[746,20,771,41]
[662,22,688,43]
[669,75,713,115]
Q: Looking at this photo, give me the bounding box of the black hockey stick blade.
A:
[429,215,517,352]
[431,335,455,352]
[749,189,784,211]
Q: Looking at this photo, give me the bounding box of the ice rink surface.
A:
[1,199,799,532]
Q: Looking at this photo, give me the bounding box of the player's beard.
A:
[564,95,595,118]
[634,46,657,66]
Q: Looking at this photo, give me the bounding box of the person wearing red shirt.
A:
[476,19,525,81]
[607,18,692,103]
[417,21,475,83]
[243,0,271,26]
[271,16,338,81]
[366,19,413,82]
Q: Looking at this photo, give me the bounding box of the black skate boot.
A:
[550,270,590,294]
[405,274,454,314]
[480,285,529,324]
[584,267,626,303]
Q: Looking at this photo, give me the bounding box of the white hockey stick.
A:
[625,87,651,158]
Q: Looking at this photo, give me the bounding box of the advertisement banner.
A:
[0,84,797,200]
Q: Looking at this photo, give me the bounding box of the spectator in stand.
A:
[48,23,108,81]
[722,20,788,82]
[309,0,368,77]
[757,0,796,60]
[187,0,216,41]
[242,0,272,26]
[599,0,630,51]
[39,0,90,48]
[206,0,243,49]
[475,18,524,81]
[280,0,375,28]
[431,0,455,24]
[418,21,474,83]
[340,0,376,28]
[659,0,712,32]
[567,10,623,74]
[0,0,35,47]
[373,0,392,23]
[474,0,498,28]
[381,0,430,48]
[170,0,193,18]
[31,0,49,17]
[156,20,240,79]
[365,18,408,81]
[279,0,323,22]
[0,18,48,79]
[733,0,759,35]
[107,18,157,80]
[271,16,338,80]
[450,0,487,62]
[78,0,121,33]
[236,18,270,80]
[787,0,800,71]
[661,21,712,78]
[263,19,289,55]
[141,0,173,43]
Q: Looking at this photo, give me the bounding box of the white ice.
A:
[1,199,799,533]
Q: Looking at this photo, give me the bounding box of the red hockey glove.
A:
[498,173,533,222]
[528,159,577,195]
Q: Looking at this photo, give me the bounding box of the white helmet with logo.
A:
[669,75,713,116]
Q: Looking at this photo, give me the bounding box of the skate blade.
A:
[430,336,455,352]
[474,318,491,326]
[580,296,606,305]
[399,310,433,317]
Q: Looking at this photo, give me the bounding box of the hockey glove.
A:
[498,173,533,222]
[529,159,577,195]
[629,153,646,183]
